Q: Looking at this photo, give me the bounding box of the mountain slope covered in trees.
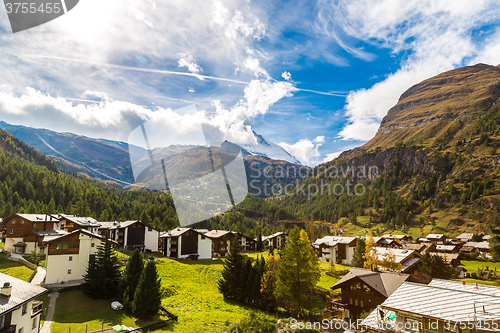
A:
[273,64,500,238]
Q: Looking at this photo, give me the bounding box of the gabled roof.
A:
[382,234,412,240]
[4,214,60,223]
[463,241,490,250]
[426,234,446,239]
[314,236,357,246]
[261,232,286,242]
[56,214,100,226]
[455,232,475,240]
[427,252,460,265]
[0,273,48,316]
[205,230,232,239]
[98,220,141,230]
[435,244,459,251]
[361,280,500,330]
[332,267,410,297]
[402,243,426,251]
[374,247,421,272]
[44,228,105,243]
[160,227,192,238]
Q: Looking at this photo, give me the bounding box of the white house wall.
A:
[4,237,22,252]
[45,233,99,285]
[10,301,41,333]
[344,246,356,265]
[198,235,212,260]
[145,228,159,252]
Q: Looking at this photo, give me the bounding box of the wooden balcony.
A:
[32,301,43,318]
[0,325,16,333]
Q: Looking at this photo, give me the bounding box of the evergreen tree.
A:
[132,260,162,318]
[257,232,263,251]
[276,228,320,314]
[218,240,245,301]
[420,252,456,278]
[83,238,121,298]
[83,254,100,298]
[121,249,144,310]
[351,237,366,268]
[489,236,500,261]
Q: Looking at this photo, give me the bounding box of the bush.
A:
[228,312,275,333]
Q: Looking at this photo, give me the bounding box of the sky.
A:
[0,0,499,165]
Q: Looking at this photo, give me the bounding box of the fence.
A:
[86,319,174,333]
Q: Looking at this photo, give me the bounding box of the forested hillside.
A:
[273,64,500,238]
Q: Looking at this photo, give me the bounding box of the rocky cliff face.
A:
[378,64,500,135]
[341,64,500,156]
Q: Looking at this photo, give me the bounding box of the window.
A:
[0,315,4,328]
[360,300,364,307]
[22,303,27,315]
[70,243,74,248]
[33,223,36,229]
[11,220,15,224]
[91,243,95,247]
[349,298,353,305]
[68,269,72,274]
[18,327,23,333]
[69,256,73,261]
[20,220,24,224]
[10,229,13,235]
[32,318,37,329]
[201,235,205,240]
[355,299,358,306]
[56,244,68,251]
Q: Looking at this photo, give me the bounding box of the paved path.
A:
[31,267,46,285]
[40,291,59,333]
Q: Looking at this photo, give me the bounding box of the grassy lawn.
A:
[51,290,167,333]
[156,258,276,332]
[0,253,34,281]
[462,260,500,271]
[49,253,351,332]
[453,278,500,287]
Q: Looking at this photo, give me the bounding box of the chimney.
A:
[1,282,12,297]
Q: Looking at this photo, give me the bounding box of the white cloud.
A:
[322,151,342,163]
[281,71,292,81]
[178,53,202,73]
[278,135,325,164]
[278,139,320,164]
[316,0,500,141]
[313,135,325,143]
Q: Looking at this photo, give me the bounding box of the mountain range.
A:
[0,121,305,195]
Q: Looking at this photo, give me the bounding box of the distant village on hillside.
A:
[1,212,500,332]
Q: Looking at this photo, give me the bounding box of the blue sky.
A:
[0,0,499,165]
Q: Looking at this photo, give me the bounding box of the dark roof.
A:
[331,267,410,297]
[0,273,47,316]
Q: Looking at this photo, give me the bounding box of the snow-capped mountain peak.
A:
[238,130,301,164]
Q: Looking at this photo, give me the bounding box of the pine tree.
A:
[276,228,320,314]
[351,237,366,268]
[121,249,144,310]
[83,254,101,298]
[257,232,263,251]
[132,260,162,318]
[218,240,245,301]
[83,238,121,298]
